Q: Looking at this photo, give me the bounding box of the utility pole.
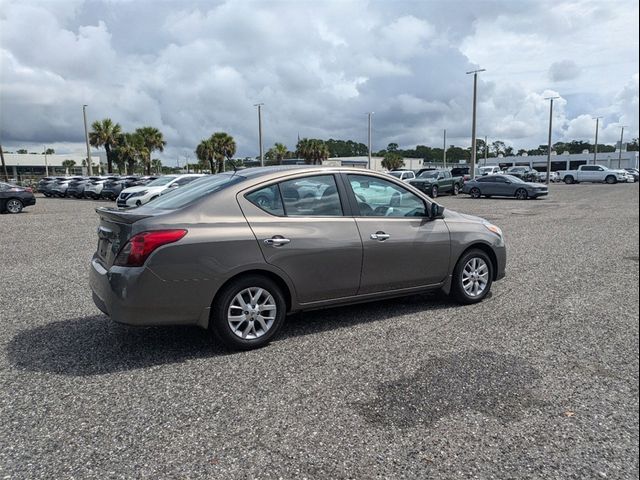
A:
[83,104,93,175]
[592,116,602,165]
[368,112,373,169]
[617,125,627,169]
[0,144,8,181]
[466,68,485,178]
[255,103,264,167]
[43,145,50,176]
[545,96,559,185]
[484,135,488,166]
[443,129,447,168]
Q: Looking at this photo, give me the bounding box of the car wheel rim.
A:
[471,189,480,198]
[6,200,21,213]
[462,258,489,297]
[517,189,527,199]
[227,287,277,340]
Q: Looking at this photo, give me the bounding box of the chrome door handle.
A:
[264,236,291,246]
[370,232,390,241]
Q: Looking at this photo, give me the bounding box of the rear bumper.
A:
[89,257,209,328]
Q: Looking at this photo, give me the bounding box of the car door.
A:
[343,173,450,294]
[491,176,513,196]
[441,171,453,192]
[237,173,362,304]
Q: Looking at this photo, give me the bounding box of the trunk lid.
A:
[94,207,154,268]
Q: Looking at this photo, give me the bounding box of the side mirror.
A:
[429,203,445,219]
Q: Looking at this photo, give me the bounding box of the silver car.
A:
[90,167,507,350]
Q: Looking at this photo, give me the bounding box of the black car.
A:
[461,174,548,200]
[505,166,538,182]
[100,176,140,200]
[0,182,36,213]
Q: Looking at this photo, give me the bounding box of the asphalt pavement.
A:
[1,183,638,479]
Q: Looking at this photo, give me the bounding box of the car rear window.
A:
[144,174,245,210]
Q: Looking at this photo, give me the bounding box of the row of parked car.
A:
[37,174,206,208]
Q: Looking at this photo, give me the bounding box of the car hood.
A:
[122,185,165,194]
[410,178,437,184]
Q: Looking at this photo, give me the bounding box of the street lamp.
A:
[367,112,374,169]
[443,129,447,168]
[617,125,627,169]
[83,105,93,175]
[545,96,560,185]
[466,68,485,178]
[592,116,602,165]
[254,103,264,167]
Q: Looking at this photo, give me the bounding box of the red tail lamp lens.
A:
[114,229,187,267]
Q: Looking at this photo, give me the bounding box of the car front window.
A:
[348,175,426,217]
[418,171,438,179]
[146,176,177,187]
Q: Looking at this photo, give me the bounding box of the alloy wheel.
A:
[470,188,481,199]
[462,257,489,297]
[516,189,528,200]
[6,199,23,214]
[227,287,277,340]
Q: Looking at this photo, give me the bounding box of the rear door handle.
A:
[264,236,291,246]
[370,232,390,241]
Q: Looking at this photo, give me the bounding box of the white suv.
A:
[117,174,204,208]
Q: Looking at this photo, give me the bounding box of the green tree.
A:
[381,152,404,170]
[61,159,75,172]
[89,118,122,174]
[114,133,144,175]
[627,138,639,151]
[17,149,27,154]
[134,127,166,175]
[296,138,329,165]
[43,148,55,154]
[151,158,162,174]
[195,138,216,173]
[211,132,236,172]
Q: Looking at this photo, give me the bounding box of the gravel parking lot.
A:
[1,183,638,479]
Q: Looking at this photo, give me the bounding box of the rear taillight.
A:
[114,229,187,267]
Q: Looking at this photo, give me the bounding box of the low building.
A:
[475,151,638,171]
[1,152,107,180]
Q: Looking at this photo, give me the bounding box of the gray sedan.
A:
[90,166,506,350]
[462,174,549,200]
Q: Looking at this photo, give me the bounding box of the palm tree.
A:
[195,138,216,173]
[296,138,329,165]
[114,133,141,174]
[151,158,163,174]
[211,132,236,172]
[89,118,122,174]
[134,127,166,175]
[273,143,288,164]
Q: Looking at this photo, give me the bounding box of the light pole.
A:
[617,125,627,168]
[254,103,264,167]
[43,145,50,176]
[83,105,93,175]
[484,135,488,166]
[443,129,447,168]
[368,112,373,169]
[545,96,559,185]
[592,116,602,165]
[466,68,485,178]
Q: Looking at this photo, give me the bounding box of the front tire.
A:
[210,275,286,350]
[430,185,438,198]
[515,188,528,200]
[564,176,575,184]
[451,249,493,304]
[605,175,616,184]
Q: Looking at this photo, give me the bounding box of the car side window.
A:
[278,175,342,216]
[493,176,506,183]
[175,177,197,186]
[476,177,489,183]
[348,175,427,217]
[246,184,285,216]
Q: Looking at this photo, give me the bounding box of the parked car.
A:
[450,166,471,183]
[90,167,506,350]
[558,165,628,184]
[505,166,538,182]
[388,170,416,182]
[85,176,120,199]
[477,166,502,176]
[67,177,97,198]
[52,176,85,197]
[408,169,463,198]
[100,176,140,200]
[117,174,204,208]
[0,182,36,213]
[624,168,639,182]
[38,177,67,197]
[462,174,549,200]
[536,171,560,183]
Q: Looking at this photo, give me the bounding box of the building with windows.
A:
[475,151,638,171]
[1,152,107,180]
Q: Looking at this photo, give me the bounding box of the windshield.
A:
[478,167,494,174]
[145,173,245,210]
[388,172,403,178]
[502,174,525,183]
[146,176,177,187]
[418,171,439,179]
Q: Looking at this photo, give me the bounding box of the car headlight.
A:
[483,221,503,238]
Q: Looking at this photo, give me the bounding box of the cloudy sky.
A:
[0,0,638,164]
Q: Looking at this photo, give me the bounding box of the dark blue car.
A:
[0,182,36,213]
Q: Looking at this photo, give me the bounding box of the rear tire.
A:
[452,184,460,196]
[470,188,481,199]
[451,249,493,304]
[210,275,286,350]
[5,198,24,214]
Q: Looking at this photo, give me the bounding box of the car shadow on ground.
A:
[7,293,460,377]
